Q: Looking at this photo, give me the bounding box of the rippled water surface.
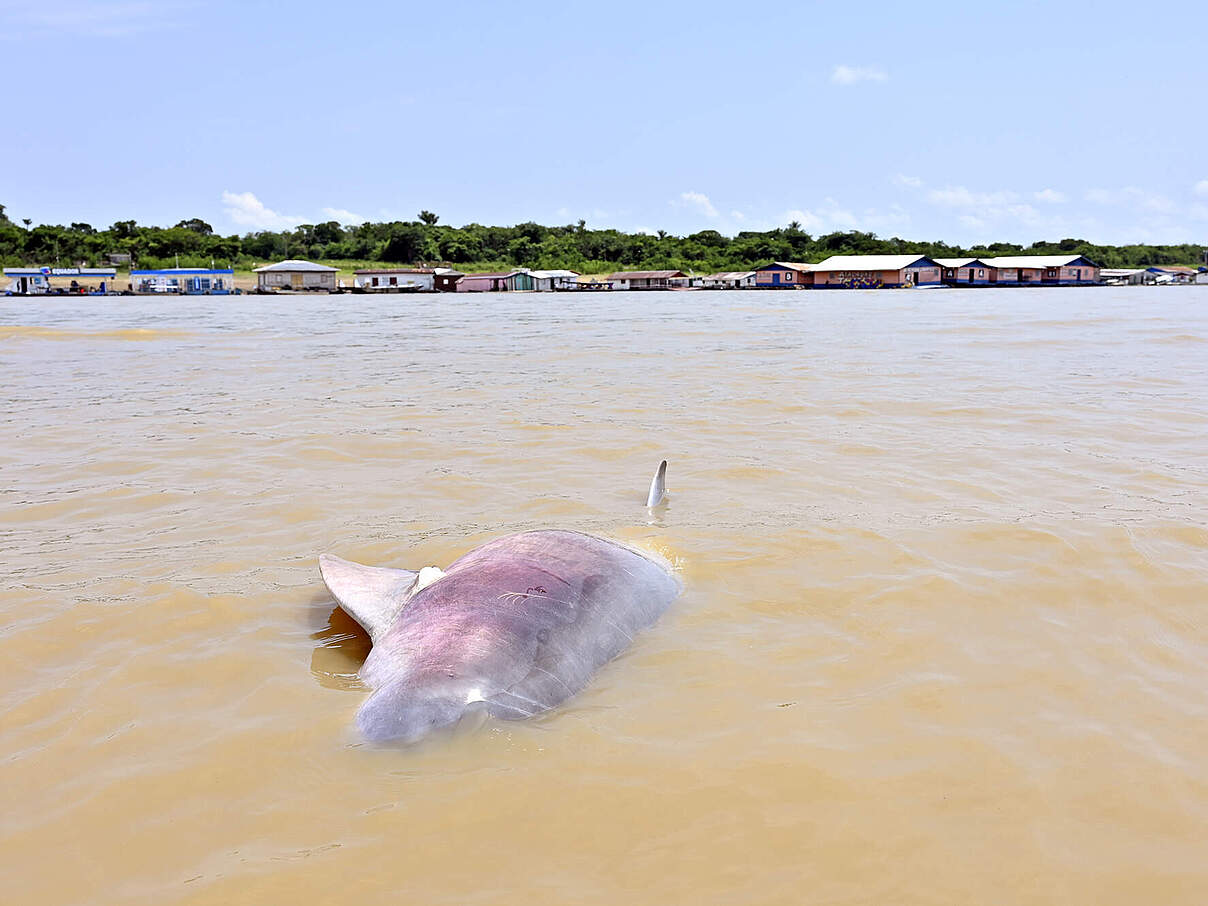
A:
[4,288,1208,904]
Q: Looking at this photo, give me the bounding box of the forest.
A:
[1,204,1203,273]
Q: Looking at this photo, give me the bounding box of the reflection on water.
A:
[2,288,1208,905]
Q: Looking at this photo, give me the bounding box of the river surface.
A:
[3,287,1208,905]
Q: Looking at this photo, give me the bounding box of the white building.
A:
[4,267,49,294]
[3,266,116,294]
[529,269,580,291]
[1100,268,1151,285]
[354,268,437,291]
[702,271,756,289]
[254,259,339,292]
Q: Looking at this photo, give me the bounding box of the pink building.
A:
[753,262,814,288]
[811,255,942,289]
[935,258,992,285]
[982,256,1100,285]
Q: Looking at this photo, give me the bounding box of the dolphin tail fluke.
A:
[646,459,668,507]
[318,554,417,642]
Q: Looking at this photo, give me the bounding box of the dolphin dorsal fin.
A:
[646,459,668,507]
[318,554,418,641]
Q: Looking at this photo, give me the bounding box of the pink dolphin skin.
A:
[319,530,680,743]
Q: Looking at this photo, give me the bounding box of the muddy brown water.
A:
[3,288,1207,904]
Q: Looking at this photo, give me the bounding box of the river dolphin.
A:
[319,462,679,743]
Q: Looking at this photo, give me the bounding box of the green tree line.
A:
[1,204,1203,273]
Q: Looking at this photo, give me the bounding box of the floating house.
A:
[131,268,234,294]
[811,255,941,289]
[456,270,540,292]
[935,258,992,286]
[753,262,814,288]
[703,271,757,289]
[608,270,686,291]
[354,268,438,292]
[1100,268,1152,285]
[982,256,1099,285]
[1145,266,1199,284]
[433,268,463,292]
[254,259,339,292]
[529,269,580,291]
[3,267,49,294]
[3,266,116,294]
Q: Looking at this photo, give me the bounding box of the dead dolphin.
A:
[319,464,679,743]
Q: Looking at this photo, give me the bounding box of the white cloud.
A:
[1083,186,1176,213]
[321,207,367,225]
[831,64,888,85]
[222,191,306,231]
[1194,180,1208,198]
[783,209,825,232]
[677,191,719,218]
[894,174,923,188]
[927,186,1019,207]
[779,199,909,236]
[1034,188,1066,204]
[1123,186,1175,213]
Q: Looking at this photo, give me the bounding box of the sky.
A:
[2,0,1206,246]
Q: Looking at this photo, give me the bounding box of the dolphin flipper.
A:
[646,459,668,507]
[319,554,417,641]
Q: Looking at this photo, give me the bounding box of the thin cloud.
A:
[928,186,1019,207]
[222,191,306,231]
[321,207,368,225]
[1034,188,1066,204]
[781,199,909,235]
[894,174,923,188]
[831,65,888,85]
[1083,186,1176,213]
[677,191,719,218]
[1193,180,1208,198]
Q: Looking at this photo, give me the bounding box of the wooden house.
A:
[254,259,338,292]
[355,268,437,291]
[608,270,685,291]
[457,270,539,292]
[433,268,464,292]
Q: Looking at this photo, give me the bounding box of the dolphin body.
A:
[319,467,679,743]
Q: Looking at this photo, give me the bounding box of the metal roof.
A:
[253,259,338,272]
[529,270,580,278]
[131,268,234,275]
[608,270,686,280]
[704,271,756,280]
[354,268,436,275]
[811,255,936,272]
[981,255,1096,269]
[933,258,988,268]
[755,261,814,271]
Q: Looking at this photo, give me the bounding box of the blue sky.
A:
[3,0,1206,246]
